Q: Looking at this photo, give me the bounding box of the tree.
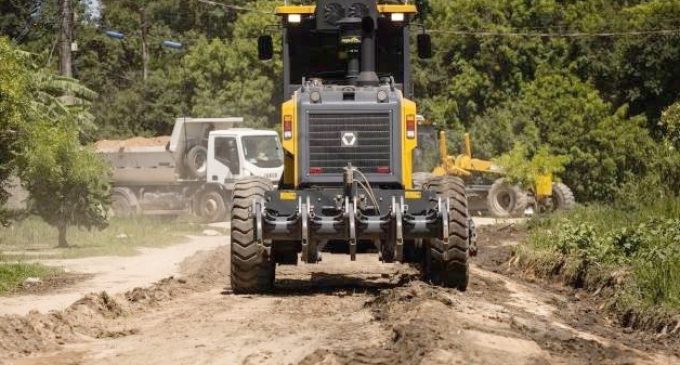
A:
[17,120,110,247]
[184,2,281,128]
[0,37,31,223]
[1,36,110,246]
[471,70,655,201]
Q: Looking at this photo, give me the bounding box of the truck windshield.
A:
[242,135,284,168]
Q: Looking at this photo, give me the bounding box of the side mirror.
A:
[258,35,273,60]
[417,33,432,59]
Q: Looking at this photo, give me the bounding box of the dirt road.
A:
[2,223,678,365]
[0,234,225,316]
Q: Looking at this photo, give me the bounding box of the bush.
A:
[519,200,680,330]
[493,142,570,189]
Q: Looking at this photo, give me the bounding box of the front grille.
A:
[307,112,392,174]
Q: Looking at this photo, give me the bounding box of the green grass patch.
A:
[0,216,204,259]
[0,262,62,295]
[516,197,680,331]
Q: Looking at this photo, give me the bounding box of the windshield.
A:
[241,135,284,168]
[287,18,405,85]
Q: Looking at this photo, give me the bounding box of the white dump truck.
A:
[97,117,284,222]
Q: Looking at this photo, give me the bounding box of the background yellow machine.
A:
[416,127,575,217]
[228,0,475,293]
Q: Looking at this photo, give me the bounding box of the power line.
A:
[196,0,273,15]
[427,28,680,38]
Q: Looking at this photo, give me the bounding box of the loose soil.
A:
[94,136,170,150]
[0,235,224,316]
[1,221,678,365]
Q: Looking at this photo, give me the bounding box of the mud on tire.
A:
[230,177,275,294]
[422,176,470,291]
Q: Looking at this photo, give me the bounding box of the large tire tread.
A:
[230,177,275,294]
[552,182,576,211]
[487,178,528,218]
[422,176,471,291]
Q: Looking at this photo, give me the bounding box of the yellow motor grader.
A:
[229,1,475,293]
[415,127,575,217]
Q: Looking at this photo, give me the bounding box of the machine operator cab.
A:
[207,129,284,185]
[259,1,431,99]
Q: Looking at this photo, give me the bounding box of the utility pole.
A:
[59,0,73,78]
[140,6,149,82]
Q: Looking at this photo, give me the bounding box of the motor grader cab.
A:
[229,0,474,293]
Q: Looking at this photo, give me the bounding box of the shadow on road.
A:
[222,272,417,297]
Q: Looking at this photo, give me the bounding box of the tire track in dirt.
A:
[3,227,679,365]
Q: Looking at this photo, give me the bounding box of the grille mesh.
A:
[307,113,392,174]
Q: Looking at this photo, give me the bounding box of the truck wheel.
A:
[111,187,140,217]
[230,177,275,294]
[185,145,207,179]
[422,176,470,291]
[551,182,575,211]
[487,178,528,218]
[197,190,227,223]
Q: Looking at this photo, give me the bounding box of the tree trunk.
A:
[58,224,69,248]
[59,0,73,78]
[140,7,149,83]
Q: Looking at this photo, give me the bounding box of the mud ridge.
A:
[0,246,229,359]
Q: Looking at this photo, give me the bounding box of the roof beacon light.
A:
[391,12,405,22]
[288,14,302,23]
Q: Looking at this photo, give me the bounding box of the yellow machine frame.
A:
[277,4,420,190]
[433,131,554,198]
[275,4,418,15]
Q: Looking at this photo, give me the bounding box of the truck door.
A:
[208,136,240,182]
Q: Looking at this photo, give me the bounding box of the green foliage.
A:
[0,37,31,222]
[16,119,111,247]
[493,142,570,189]
[0,37,110,246]
[521,200,680,325]
[473,70,654,201]
[0,263,61,295]
[660,101,680,149]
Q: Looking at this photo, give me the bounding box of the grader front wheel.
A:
[422,176,471,291]
[230,178,275,294]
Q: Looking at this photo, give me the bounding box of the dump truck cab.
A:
[207,129,284,185]
[229,1,474,294]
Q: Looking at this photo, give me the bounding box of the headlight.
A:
[391,13,405,22]
[288,14,302,23]
[377,90,388,103]
[310,91,322,103]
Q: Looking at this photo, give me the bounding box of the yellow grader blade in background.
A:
[428,129,574,217]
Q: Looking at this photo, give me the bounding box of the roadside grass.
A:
[515,197,680,332]
[0,216,204,260]
[0,262,62,295]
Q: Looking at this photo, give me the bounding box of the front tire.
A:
[551,182,575,211]
[486,178,528,218]
[230,178,275,294]
[422,176,470,291]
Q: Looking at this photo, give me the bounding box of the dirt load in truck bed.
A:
[94,136,171,150]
